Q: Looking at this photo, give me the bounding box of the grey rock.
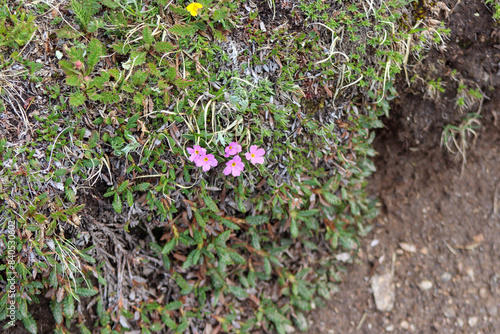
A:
[371,273,395,312]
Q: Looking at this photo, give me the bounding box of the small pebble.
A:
[444,307,456,318]
[456,318,464,327]
[400,242,417,253]
[466,267,475,281]
[400,320,409,329]
[419,280,433,291]
[385,324,394,332]
[479,287,488,299]
[441,272,452,282]
[487,305,498,317]
[468,316,478,327]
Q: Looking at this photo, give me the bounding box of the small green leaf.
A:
[126,189,133,207]
[143,27,154,47]
[21,314,37,334]
[297,209,319,219]
[69,93,86,107]
[63,294,75,319]
[227,285,248,300]
[112,193,122,213]
[216,246,233,265]
[117,180,129,193]
[161,312,177,328]
[215,230,231,247]
[202,195,218,213]
[169,23,199,37]
[294,312,308,332]
[165,300,182,311]
[228,250,246,265]
[322,192,341,206]
[54,168,68,176]
[350,201,360,216]
[87,39,103,70]
[75,288,98,297]
[50,300,63,324]
[134,182,150,191]
[182,250,195,270]
[195,211,206,228]
[290,218,298,238]
[212,8,228,21]
[263,257,272,276]
[246,215,269,226]
[154,41,177,53]
[150,322,162,332]
[65,187,76,203]
[162,238,176,255]
[220,218,240,230]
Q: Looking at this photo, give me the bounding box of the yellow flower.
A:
[186,2,203,16]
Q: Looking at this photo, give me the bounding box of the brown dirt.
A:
[307,0,500,333]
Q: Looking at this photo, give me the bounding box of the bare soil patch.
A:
[307,0,500,333]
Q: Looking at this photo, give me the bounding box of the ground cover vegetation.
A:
[0,0,448,333]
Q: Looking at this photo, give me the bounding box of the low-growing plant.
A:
[441,113,482,172]
[486,0,500,21]
[0,5,36,48]
[0,0,444,333]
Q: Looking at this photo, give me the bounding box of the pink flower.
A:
[223,156,245,177]
[187,145,206,162]
[195,153,218,172]
[224,142,242,157]
[245,145,265,165]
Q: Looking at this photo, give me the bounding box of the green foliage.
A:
[486,0,500,21]
[0,0,435,332]
[70,0,100,32]
[0,5,36,48]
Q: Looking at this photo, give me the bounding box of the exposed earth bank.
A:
[307,0,500,333]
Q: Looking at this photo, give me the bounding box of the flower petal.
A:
[253,156,265,164]
[223,166,232,176]
[256,148,265,156]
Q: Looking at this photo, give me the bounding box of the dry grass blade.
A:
[0,66,31,137]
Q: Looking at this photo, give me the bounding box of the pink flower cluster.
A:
[186,142,266,177]
[187,145,217,172]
